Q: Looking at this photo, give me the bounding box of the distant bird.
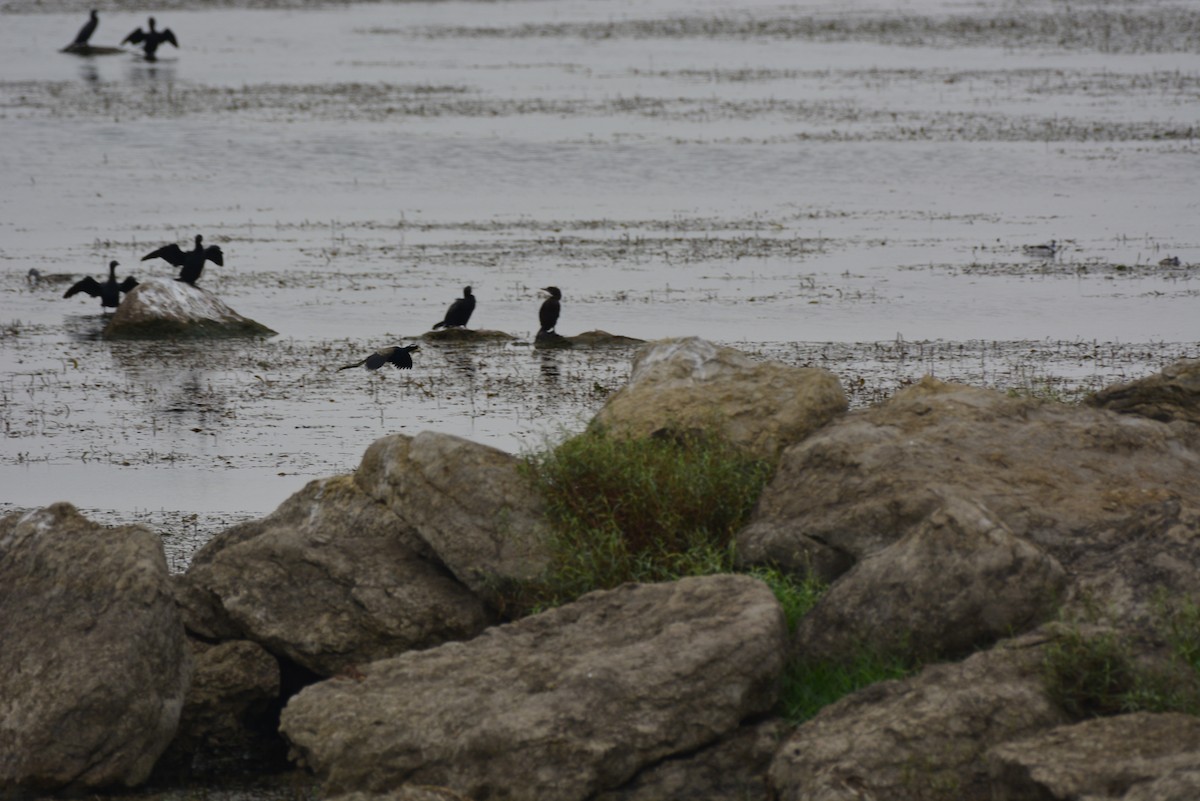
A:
[338,344,420,372]
[1159,256,1181,267]
[432,286,476,329]
[63,260,138,310]
[141,234,223,285]
[538,286,562,335]
[1022,240,1058,259]
[121,17,177,61]
[28,267,79,287]
[72,10,99,46]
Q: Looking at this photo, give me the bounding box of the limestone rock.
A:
[104,277,275,339]
[1088,358,1200,426]
[987,712,1200,800]
[281,575,787,801]
[182,475,489,677]
[738,377,1200,579]
[768,634,1067,801]
[591,337,847,462]
[355,431,552,603]
[795,496,1067,662]
[0,504,192,792]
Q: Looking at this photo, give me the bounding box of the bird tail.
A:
[337,358,368,371]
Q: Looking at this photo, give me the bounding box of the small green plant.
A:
[746,566,826,631]
[780,647,917,724]
[512,426,773,613]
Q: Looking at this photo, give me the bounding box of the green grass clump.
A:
[780,649,917,725]
[514,426,772,613]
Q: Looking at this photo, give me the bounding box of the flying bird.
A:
[141,234,223,285]
[63,260,138,310]
[432,286,476,329]
[121,17,178,61]
[72,10,99,46]
[538,286,562,336]
[338,344,420,372]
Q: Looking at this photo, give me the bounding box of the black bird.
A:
[63,260,138,310]
[72,10,99,46]
[141,234,223,285]
[338,344,420,372]
[432,286,476,329]
[121,17,178,61]
[538,286,562,335]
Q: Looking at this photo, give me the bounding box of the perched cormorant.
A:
[538,286,562,335]
[121,17,178,61]
[338,344,420,371]
[141,234,223,285]
[432,286,476,329]
[63,260,138,310]
[73,10,99,46]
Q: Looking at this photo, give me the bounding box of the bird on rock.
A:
[63,260,138,310]
[432,286,476,329]
[141,234,223,285]
[338,344,420,372]
[72,10,99,46]
[538,286,562,336]
[121,17,178,61]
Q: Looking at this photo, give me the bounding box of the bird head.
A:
[109,260,120,271]
[541,286,562,299]
[195,234,204,246]
[148,16,156,28]
[464,286,473,296]
[406,344,421,354]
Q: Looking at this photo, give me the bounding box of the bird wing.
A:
[118,277,139,293]
[162,29,179,47]
[204,245,224,266]
[64,276,102,299]
[364,352,388,370]
[122,27,145,45]
[142,243,186,266]
[391,350,414,369]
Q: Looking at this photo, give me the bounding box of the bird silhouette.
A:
[72,10,99,46]
[1022,240,1058,259]
[63,260,138,310]
[432,286,476,329]
[538,286,562,335]
[141,234,223,285]
[121,17,177,61]
[338,344,420,371]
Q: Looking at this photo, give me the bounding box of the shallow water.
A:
[1,0,1198,565]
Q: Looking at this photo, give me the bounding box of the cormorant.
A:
[1022,240,1058,259]
[141,234,223,285]
[73,10,99,46]
[63,260,138,310]
[121,17,178,61]
[338,344,420,371]
[538,286,561,335]
[1159,256,1181,267]
[432,286,476,329]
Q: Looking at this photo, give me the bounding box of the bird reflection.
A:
[78,62,100,85]
[539,350,561,383]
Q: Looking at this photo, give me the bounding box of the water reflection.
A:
[539,349,560,384]
[78,61,99,86]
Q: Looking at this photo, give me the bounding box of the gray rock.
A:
[591,337,847,462]
[1087,358,1200,426]
[281,574,787,801]
[594,718,791,801]
[795,495,1067,662]
[738,377,1200,579]
[0,504,192,792]
[104,277,276,339]
[355,431,552,603]
[987,712,1200,800]
[768,634,1067,801]
[182,475,489,677]
[330,789,471,801]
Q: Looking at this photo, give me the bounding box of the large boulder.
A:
[795,495,1067,662]
[281,574,787,801]
[355,431,552,604]
[180,475,490,677]
[591,337,847,462]
[987,712,1200,800]
[1087,358,1200,426]
[0,504,192,793]
[104,277,275,339]
[738,377,1200,580]
[768,634,1067,801]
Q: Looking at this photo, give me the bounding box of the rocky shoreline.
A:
[4,337,1200,800]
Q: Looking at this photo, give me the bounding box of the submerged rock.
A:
[0,504,192,793]
[420,327,515,343]
[104,277,275,339]
[280,574,786,800]
[591,337,846,462]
